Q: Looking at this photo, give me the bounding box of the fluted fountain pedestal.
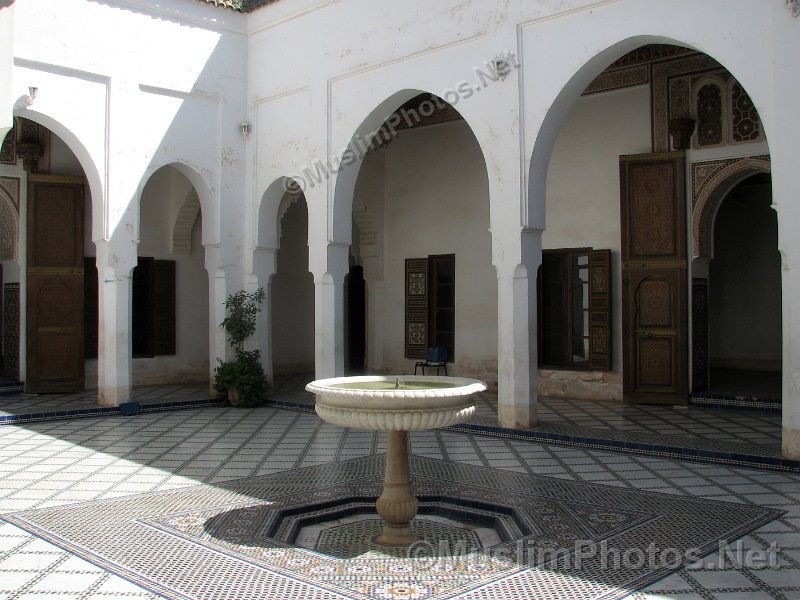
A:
[375,430,418,545]
[305,375,486,546]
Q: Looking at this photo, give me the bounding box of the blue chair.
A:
[414,345,448,376]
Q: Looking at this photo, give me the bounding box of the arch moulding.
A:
[691,155,771,259]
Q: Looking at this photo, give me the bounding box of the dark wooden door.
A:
[346,265,365,374]
[26,175,85,393]
[620,153,688,405]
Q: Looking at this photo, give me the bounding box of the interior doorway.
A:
[708,173,781,398]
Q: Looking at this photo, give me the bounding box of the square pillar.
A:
[495,231,542,429]
[95,241,134,407]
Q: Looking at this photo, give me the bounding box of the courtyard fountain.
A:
[305,375,486,545]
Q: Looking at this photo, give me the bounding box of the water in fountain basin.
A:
[327,381,461,391]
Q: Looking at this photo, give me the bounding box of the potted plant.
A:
[213,288,269,407]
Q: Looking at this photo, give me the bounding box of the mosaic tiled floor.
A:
[1,407,799,599]
[0,453,783,599]
[269,375,793,471]
[1,377,790,469]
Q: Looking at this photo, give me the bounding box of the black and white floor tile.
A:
[0,404,798,598]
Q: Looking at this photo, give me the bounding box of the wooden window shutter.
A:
[151,260,176,356]
[589,249,612,370]
[405,257,428,358]
[132,258,153,357]
[84,257,98,359]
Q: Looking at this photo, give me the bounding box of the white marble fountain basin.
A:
[305,375,486,431]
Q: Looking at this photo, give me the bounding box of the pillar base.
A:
[498,403,536,430]
[98,386,129,408]
[783,427,800,461]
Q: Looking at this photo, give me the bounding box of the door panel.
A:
[26,175,85,393]
[620,153,688,405]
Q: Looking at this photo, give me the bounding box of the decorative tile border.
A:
[689,393,781,412]
[0,397,226,425]
[0,381,23,396]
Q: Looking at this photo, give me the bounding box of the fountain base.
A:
[305,376,487,547]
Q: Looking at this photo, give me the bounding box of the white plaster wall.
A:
[9,0,247,262]
[377,120,496,384]
[542,85,651,398]
[271,198,314,374]
[48,134,84,177]
[709,182,781,371]
[0,3,13,135]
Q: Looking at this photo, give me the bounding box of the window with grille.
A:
[537,248,611,370]
[404,254,455,361]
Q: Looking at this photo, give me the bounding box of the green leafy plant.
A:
[213,288,269,407]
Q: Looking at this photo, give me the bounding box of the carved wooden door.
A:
[620,153,688,405]
[26,175,85,393]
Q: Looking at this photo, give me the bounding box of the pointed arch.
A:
[140,160,214,246]
[526,35,769,232]
[13,107,104,241]
[331,89,490,246]
[256,176,305,251]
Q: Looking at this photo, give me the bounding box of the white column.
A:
[495,230,542,429]
[204,244,226,396]
[313,243,349,379]
[770,11,800,459]
[95,241,134,407]
[777,191,800,459]
[781,245,800,459]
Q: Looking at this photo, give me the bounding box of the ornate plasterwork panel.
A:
[696,83,723,146]
[583,45,696,96]
[0,177,20,261]
[731,83,761,142]
[583,65,649,95]
[691,278,709,391]
[0,126,15,165]
[4,283,19,381]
